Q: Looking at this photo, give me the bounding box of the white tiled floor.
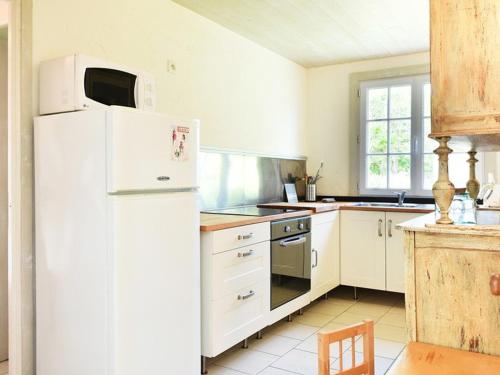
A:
[0,360,8,375]
[207,286,407,375]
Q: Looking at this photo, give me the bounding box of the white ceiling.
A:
[172,0,429,67]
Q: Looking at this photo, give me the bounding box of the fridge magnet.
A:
[171,125,190,161]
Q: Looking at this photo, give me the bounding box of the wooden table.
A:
[388,342,500,375]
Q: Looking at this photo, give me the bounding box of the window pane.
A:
[449,152,472,188]
[367,121,387,153]
[424,83,431,117]
[423,152,471,190]
[389,155,411,189]
[423,118,437,153]
[390,120,411,153]
[367,155,387,189]
[390,85,411,118]
[368,88,388,120]
[423,154,437,190]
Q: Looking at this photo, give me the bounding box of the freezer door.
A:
[109,192,200,375]
[106,107,199,193]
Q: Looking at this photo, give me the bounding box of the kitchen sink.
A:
[352,202,418,208]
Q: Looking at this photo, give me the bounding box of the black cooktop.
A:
[202,206,299,217]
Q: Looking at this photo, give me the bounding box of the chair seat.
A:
[387,342,500,375]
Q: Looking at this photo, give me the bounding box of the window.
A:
[359,75,481,196]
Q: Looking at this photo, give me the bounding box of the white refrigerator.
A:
[35,107,200,375]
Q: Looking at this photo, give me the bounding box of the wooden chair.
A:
[318,319,374,375]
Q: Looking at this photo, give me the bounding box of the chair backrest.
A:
[318,319,374,375]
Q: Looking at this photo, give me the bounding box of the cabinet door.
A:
[415,245,500,355]
[386,212,424,293]
[431,0,500,135]
[311,212,340,300]
[340,211,386,290]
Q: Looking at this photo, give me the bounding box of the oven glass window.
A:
[84,68,137,107]
[271,232,311,310]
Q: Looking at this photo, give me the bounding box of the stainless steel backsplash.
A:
[200,149,307,210]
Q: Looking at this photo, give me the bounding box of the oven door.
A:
[271,233,311,310]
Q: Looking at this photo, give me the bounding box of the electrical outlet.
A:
[166,60,176,73]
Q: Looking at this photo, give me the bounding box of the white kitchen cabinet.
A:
[385,212,423,293]
[341,210,426,293]
[310,211,340,300]
[340,210,386,290]
[201,222,270,358]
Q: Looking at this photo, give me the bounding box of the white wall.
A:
[0,30,8,362]
[0,2,8,28]
[32,0,307,158]
[307,52,430,195]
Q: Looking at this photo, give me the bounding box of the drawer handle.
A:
[279,236,306,247]
[388,219,393,237]
[238,233,254,240]
[491,274,500,296]
[238,249,254,258]
[237,290,255,301]
[378,219,383,237]
[312,249,318,268]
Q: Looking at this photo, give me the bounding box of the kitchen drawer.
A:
[210,281,269,356]
[212,222,270,254]
[212,241,270,300]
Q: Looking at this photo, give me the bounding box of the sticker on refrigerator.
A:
[171,126,190,161]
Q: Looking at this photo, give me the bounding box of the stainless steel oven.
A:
[270,216,311,310]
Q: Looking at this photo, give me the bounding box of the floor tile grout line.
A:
[210,288,405,375]
[259,300,361,372]
[260,365,304,375]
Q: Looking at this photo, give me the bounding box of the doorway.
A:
[0,1,8,374]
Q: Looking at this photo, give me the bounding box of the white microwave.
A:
[39,54,156,115]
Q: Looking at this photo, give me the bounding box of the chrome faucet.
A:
[395,191,407,207]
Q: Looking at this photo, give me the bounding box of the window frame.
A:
[358,74,483,197]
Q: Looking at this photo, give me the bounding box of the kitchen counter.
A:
[201,201,435,231]
[339,202,435,214]
[200,209,314,231]
[257,201,340,213]
[258,201,435,214]
[397,209,500,237]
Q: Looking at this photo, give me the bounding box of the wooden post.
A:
[432,137,455,224]
[466,151,480,202]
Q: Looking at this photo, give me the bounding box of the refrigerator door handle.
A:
[156,176,170,181]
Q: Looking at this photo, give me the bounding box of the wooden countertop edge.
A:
[340,205,434,214]
[397,212,500,236]
[201,203,435,232]
[200,209,314,232]
[258,202,434,214]
[257,203,339,213]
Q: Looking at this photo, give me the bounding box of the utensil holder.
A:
[306,184,316,202]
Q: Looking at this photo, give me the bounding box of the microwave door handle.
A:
[279,236,307,247]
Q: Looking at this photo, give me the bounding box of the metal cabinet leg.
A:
[201,356,208,374]
[256,330,263,339]
[241,338,249,349]
[324,292,329,300]
[353,287,359,300]
[298,308,304,315]
[287,314,293,322]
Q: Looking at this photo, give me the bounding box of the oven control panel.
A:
[271,216,311,240]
